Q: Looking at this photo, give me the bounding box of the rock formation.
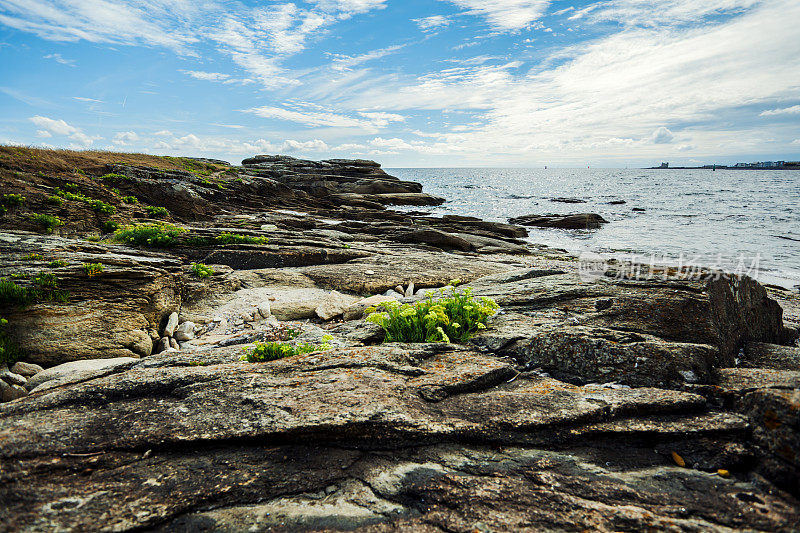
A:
[0,146,799,531]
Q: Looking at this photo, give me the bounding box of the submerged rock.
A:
[509,213,609,229]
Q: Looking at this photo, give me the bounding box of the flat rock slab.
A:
[301,251,521,295]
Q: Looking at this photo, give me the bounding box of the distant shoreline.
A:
[647,165,800,170]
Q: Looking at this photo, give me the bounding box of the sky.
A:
[0,0,799,167]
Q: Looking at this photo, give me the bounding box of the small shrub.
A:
[83,262,104,277]
[29,213,64,233]
[191,262,214,279]
[215,232,269,245]
[243,335,334,363]
[47,260,68,268]
[102,220,120,233]
[184,236,210,246]
[113,223,185,248]
[62,183,80,192]
[0,318,22,365]
[2,193,25,206]
[46,195,64,206]
[0,278,32,307]
[366,282,499,344]
[121,196,139,204]
[89,199,115,215]
[23,253,43,261]
[145,205,169,218]
[0,274,69,307]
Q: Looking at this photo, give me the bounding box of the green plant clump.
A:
[89,199,115,215]
[83,262,104,277]
[191,262,214,278]
[366,281,499,344]
[0,274,69,307]
[62,183,80,193]
[243,335,333,363]
[46,195,64,206]
[0,318,22,365]
[215,232,269,245]
[113,223,185,248]
[23,253,43,261]
[102,220,120,233]
[145,205,170,218]
[2,193,25,206]
[47,260,68,268]
[121,196,139,204]
[29,213,64,233]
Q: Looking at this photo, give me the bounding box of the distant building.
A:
[659,162,669,168]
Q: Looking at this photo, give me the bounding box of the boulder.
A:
[315,291,359,321]
[174,321,196,341]
[25,357,139,392]
[163,312,179,337]
[10,361,44,377]
[508,213,609,229]
[0,380,27,402]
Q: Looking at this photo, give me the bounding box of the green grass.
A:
[0,318,23,365]
[102,220,120,233]
[54,188,115,214]
[191,262,214,278]
[113,222,185,248]
[366,282,499,344]
[88,199,115,215]
[62,183,79,193]
[2,193,25,206]
[29,213,64,233]
[47,260,68,268]
[83,262,104,277]
[215,232,269,245]
[121,196,139,204]
[0,273,70,308]
[46,195,64,206]
[23,253,43,261]
[145,205,169,218]
[243,335,334,363]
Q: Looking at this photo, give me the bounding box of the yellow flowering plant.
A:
[366,281,498,343]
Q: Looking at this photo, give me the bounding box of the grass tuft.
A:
[29,213,64,233]
[366,281,499,344]
[113,222,185,248]
[243,335,334,363]
[145,205,170,218]
[215,232,269,245]
[83,262,104,277]
[191,262,214,278]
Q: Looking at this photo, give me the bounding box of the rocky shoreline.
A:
[1,146,799,531]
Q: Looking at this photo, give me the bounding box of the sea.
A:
[388,168,800,290]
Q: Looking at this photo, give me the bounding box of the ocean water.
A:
[388,168,800,289]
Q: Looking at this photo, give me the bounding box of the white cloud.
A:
[443,0,551,31]
[243,105,405,132]
[181,70,230,81]
[760,105,800,116]
[29,115,100,146]
[331,44,404,71]
[414,15,451,31]
[36,130,52,138]
[339,0,800,161]
[72,96,103,103]
[0,0,200,54]
[29,115,78,136]
[651,127,674,144]
[43,52,74,66]
[281,139,329,152]
[357,111,405,127]
[113,131,139,146]
[575,0,759,27]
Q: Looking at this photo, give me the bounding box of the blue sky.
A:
[1,0,799,167]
